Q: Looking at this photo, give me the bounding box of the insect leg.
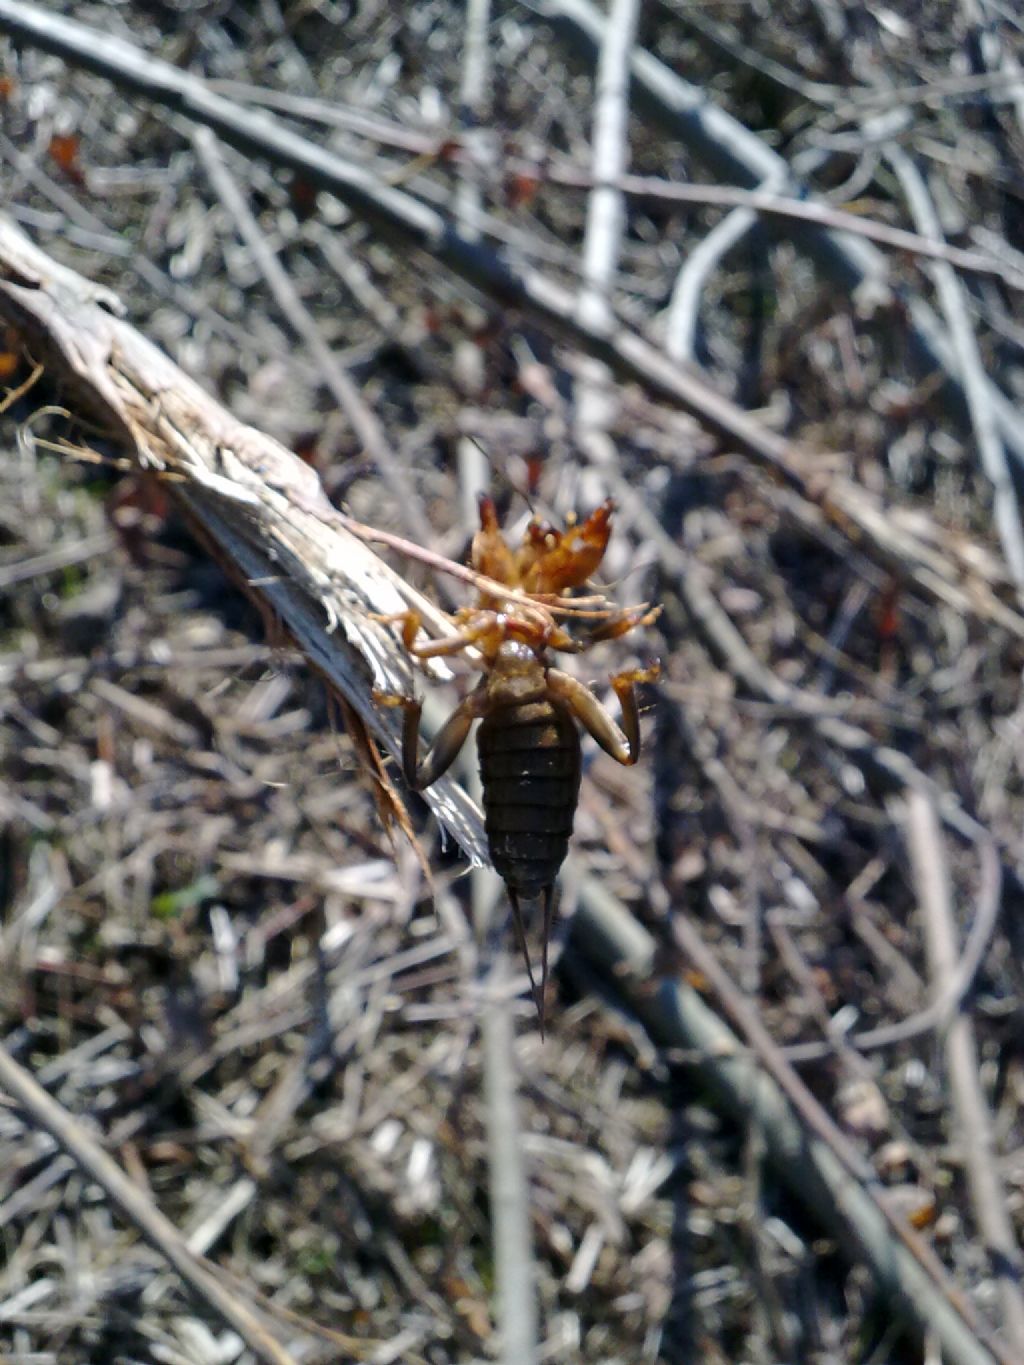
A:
[373,609,481,659]
[377,682,490,790]
[546,664,660,766]
[375,608,512,659]
[588,602,662,643]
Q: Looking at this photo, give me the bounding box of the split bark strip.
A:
[0,214,489,871]
[0,0,1021,639]
[0,1043,302,1365]
[903,791,1024,1353]
[571,875,1008,1365]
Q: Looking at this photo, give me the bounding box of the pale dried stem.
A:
[903,791,1024,1353]
[887,148,1024,589]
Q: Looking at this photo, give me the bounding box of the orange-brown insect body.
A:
[377,497,660,1031]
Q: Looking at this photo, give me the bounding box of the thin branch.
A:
[453,0,495,530]
[887,148,1024,588]
[573,0,640,489]
[452,13,539,1351]
[340,514,635,623]
[144,73,1024,289]
[576,0,638,335]
[455,0,492,244]
[663,169,786,363]
[902,790,1024,1352]
[140,73,1024,291]
[482,968,539,1365]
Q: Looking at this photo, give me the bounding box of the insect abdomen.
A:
[477,700,581,897]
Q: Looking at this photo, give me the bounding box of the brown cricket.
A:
[378,496,659,1031]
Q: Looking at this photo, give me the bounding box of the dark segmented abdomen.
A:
[477,699,581,897]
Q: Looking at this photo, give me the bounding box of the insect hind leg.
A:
[546,663,660,766]
[375,684,488,790]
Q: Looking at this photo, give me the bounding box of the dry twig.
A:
[902,791,1024,1354]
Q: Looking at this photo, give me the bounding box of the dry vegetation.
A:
[2,1,1024,1362]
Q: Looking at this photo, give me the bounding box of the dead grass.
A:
[2,2,1024,1362]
